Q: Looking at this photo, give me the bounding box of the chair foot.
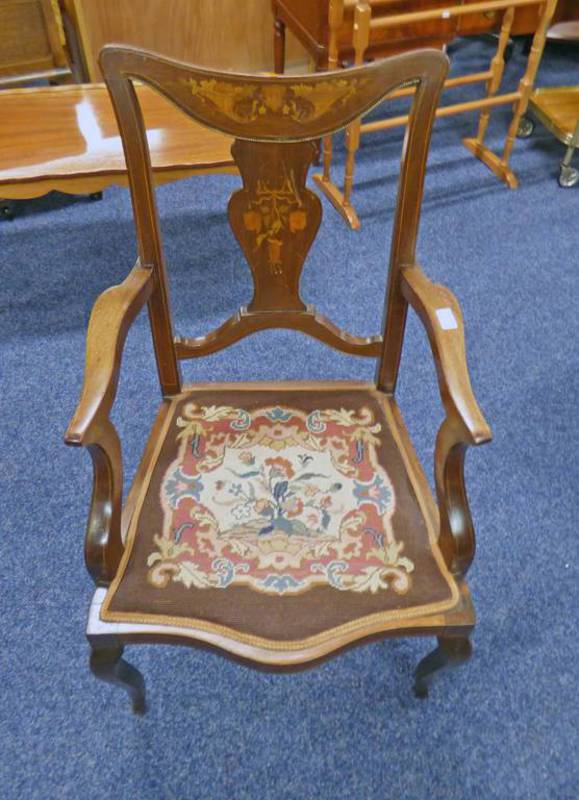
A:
[89,642,147,714]
[413,635,472,699]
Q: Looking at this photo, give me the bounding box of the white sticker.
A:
[436,307,458,330]
[442,10,451,18]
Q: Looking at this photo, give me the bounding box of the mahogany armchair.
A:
[65,44,491,713]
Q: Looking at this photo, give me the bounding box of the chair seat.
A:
[101,383,462,658]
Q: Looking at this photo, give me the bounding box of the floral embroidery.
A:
[163,468,204,510]
[147,404,414,596]
[353,475,392,515]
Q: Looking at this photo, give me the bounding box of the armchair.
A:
[65,44,491,712]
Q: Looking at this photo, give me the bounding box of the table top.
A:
[548,21,579,41]
[0,83,235,187]
[530,86,579,144]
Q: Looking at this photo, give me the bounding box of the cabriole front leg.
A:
[89,639,146,714]
[414,635,473,698]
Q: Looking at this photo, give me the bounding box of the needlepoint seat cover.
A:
[102,385,460,647]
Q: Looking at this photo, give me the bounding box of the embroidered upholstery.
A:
[103,386,459,644]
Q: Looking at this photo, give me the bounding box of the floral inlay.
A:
[243,165,306,276]
[147,404,414,596]
[182,78,360,126]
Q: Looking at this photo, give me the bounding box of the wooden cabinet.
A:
[69,0,307,80]
[0,0,72,85]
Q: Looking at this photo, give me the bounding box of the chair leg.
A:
[413,635,472,699]
[89,642,146,714]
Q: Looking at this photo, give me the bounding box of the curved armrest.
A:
[65,265,153,444]
[400,265,491,446]
[400,265,492,577]
[65,265,153,585]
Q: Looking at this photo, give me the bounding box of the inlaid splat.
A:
[229,139,321,312]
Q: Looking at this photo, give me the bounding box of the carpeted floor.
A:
[0,38,577,800]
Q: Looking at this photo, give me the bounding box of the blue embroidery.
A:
[231,410,251,430]
[265,407,293,421]
[212,558,249,587]
[164,468,204,509]
[353,475,392,514]
[259,574,305,593]
[306,410,326,433]
[312,560,348,589]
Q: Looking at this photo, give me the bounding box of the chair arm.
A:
[65,265,153,444]
[400,266,491,445]
[65,265,153,585]
[400,265,492,576]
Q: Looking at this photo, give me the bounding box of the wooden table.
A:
[0,82,236,204]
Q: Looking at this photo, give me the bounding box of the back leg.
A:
[413,635,472,698]
[89,642,147,714]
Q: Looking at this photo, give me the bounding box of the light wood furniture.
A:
[275,0,560,229]
[519,86,579,187]
[65,45,492,712]
[67,0,308,80]
[0,83,235,205]
[0,0,73,86]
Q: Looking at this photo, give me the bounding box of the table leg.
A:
[558,122,579,188]
[274,17,286,74]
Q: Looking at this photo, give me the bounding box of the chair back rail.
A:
[99,45,448,396]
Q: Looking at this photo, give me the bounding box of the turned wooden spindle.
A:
[473,5,515,146]
[342,2,371,214]
[500,0,558,174]
[322,0,345,182]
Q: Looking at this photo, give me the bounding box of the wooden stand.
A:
[293,0,559,228]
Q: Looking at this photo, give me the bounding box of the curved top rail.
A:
[99,45,448,142]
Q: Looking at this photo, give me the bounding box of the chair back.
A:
[99,45,448,395]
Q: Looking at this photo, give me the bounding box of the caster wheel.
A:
[88,191,103,202]
[558,164,579,188]
[0,200,14,220]
[516,116,535,139]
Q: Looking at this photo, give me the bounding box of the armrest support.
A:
[400,265,492,576]
[65,265,153,585]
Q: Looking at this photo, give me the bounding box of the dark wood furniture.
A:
[272,0,575,69]
[0,0,73,87]
[273,0,493,68]
[274,0,561,229]
[66,45,491,712]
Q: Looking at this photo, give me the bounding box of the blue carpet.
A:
[0,39,577,800]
